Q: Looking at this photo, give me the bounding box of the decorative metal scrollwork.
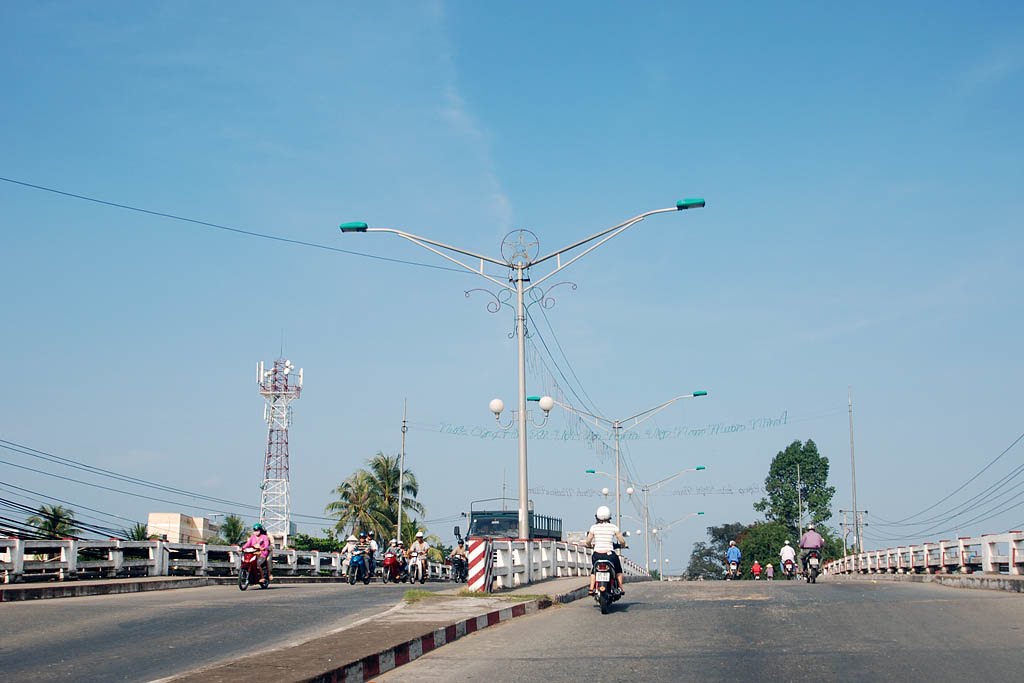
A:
[526,281,578,312]
[465,287,512,314]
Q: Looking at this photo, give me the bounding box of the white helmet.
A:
[784,540,790,546]
[595,505,611,521]
[347,535,357,542]
[729,540,736,546]
[807,523,816,531]
[415,531,424,538]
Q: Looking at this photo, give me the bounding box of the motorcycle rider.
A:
[585,505,627,596]
[779,539,797,575]
[341,534,358,574]
[367,530,379,576]
[240,523,272,582]
[751,559,762,580]
[408,531,430,578]
[726,540,742,578]
[799,523,826,572]
[449,538,468,580]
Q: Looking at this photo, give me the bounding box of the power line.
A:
[0,175,464,274]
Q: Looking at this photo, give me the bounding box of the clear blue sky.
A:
[2,2,1022,569]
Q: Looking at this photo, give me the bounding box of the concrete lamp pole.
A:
[552,391,708,529]
[340,198,705,540]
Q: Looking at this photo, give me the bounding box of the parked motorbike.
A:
[407,551,427,584]
[381,550,404,584]
[450,555,468,583]
[348,548,371,585]
[805,549,821,584]
[592,556,622,614]
[782,558,796,580]
[238,547,269,591]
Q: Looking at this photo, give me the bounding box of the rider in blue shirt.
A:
[726,540,742,577]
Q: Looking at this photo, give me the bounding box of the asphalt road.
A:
[0,580,446,682]
[379,578,1024,682]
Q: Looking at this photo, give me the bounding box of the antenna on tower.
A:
[257,356,303,549]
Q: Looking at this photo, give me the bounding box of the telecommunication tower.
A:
[256,358,303,548]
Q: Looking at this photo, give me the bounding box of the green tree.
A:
[291,533,344,553]
[736,521,791,577]
[215,514,248,545]
[325,452,424,540]
[124,522,150,541]
[26,504,80,539]
[685,541,725,580]
[753,439,836,532]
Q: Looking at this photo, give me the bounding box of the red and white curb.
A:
[330,600,541,682]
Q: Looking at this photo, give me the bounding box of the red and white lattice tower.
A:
[257,358,303,548]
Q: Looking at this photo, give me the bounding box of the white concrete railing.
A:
[0,537,450,584]
[825,531,1024,576]
[471,538,644,591]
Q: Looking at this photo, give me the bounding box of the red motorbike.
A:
[381,549,405,583]
[782,558,796,580]
[238,547,269,591]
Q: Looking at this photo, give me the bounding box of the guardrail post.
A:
[62,539,78,580]
[1010,532,1023,576]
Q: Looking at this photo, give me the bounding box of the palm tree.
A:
[124,522,150,541]
[325,452,425,540]
[216,514,248,545]
[26,504,81,539]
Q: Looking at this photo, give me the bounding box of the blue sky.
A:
[2,2,1022,569]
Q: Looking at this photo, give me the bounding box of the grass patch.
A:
[403,589,439,603]
[454,589,551,603]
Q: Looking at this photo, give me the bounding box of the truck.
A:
[462,498,562,541]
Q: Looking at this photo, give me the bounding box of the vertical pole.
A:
[516,266,529,542]
[614,422,622,530]
[644,487,650,572]
[849,387,862,560]
[797,462,804,539]
[842,510,848,558]
[398,399,407,544]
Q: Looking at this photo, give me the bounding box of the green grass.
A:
[403,589,438,603]
[454,589,551,603]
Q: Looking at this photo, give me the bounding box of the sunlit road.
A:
[0,581,444,682]
[380,579,1024,682]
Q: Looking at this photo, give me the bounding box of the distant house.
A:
[146,513,219,544]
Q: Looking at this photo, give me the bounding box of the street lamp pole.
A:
[554,391,707,529]
[340,199,705,540]
[652,511,704,581]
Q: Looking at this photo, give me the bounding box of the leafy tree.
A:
[736,521,791,577]
[685,541,725,580]
[214,514,248,545]
[26,504,80,539]
[291,533,345,553]
[325,452,424,540]
[753,439,836,532]
[124,522,150,541]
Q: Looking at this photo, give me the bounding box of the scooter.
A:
[450,555,468,583]
[348,548,371,585]
[381,549,404,583]
[407,551,427,584]
[592,556,623,614]
[726,560,740,580]
[238,547,269,591]
[805,549,821,584]
[782,558,796,579]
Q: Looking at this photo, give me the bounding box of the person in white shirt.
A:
[779,539,797,572]
[585,505,627,595]
[407,531,430,577]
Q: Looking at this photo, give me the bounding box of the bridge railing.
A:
[0,537,450,584]
[825,531,1024,576]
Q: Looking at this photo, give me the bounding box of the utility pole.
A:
[397,400,407,544]
[849,387,863,564]
[797,462,804,539]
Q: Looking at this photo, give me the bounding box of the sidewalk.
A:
[0,575,346,602]
[166,575,596,683]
